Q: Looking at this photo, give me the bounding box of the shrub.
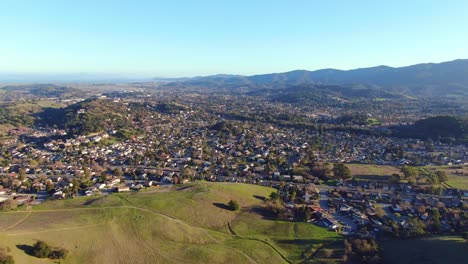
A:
[228,200,240,211]
[0,247,14,264]
[49,248,68,259]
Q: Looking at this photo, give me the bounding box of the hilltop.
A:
[0,182,343,264]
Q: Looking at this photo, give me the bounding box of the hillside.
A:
[168,59,468,97]
[252,84,404,104]
[0,182,343,264]
[393,115,468,144]
[37,99,142,136]
[0,101,64,136]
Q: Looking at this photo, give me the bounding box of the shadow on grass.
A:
[249,205,278,220]
[354,175,390,181]
[16,244,34,257]
[83,197,104,206]
[176,186,193,191]
[212,202,231,210]
[253,195,266,201]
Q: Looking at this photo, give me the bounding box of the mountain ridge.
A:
[165,59,468,96]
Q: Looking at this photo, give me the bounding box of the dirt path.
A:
[7,223,104,236]
[228,222,292,264]
[3,211,32,231]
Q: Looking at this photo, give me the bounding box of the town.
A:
[1,91,467,250]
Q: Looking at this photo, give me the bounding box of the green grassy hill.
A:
[0,182,343,264]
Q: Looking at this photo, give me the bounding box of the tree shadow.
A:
[253,195,266,201]
[16,244,34,256]
[354,174,390,181]
[212,202,231,210]
[249,205,277,220]
[83,197,104,206]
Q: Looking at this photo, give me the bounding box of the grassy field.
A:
[347,164,400,181]
[425,165,468,189]
[0,182,343,264]
[382,236,468,264]
[347,164,468,190]
[446,174,468,189]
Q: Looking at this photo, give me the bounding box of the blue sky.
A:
[1,0,467,77]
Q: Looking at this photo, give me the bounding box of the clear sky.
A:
[1,0,467,77]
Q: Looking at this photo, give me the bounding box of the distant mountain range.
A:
[164,59,468,97]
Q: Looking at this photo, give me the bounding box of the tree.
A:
[332,163,352,179]
[401,166,417,179]
[182,167,194,179]
[48,248,68,259]
[32,240,51,258]
[31,240,67,260]
[269,191,279,201]
[228,200,240,211]
[72,178,80,193]
[18,168,26,182]
[99,172,107,183]
[390,173,401,183]
[427,172,439,185]
[416,205,426,214]
[264,200,285,219]
[407,218,426,237]
[82,166,90,179]
[294,205,311,222]
[114,168,123,177]
[45,181,55,196]
[346,238,381,264]
[435,170,448,183]
[289,190,297,202]
[375,206,386,218]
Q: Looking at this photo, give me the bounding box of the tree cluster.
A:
[344,238,381,264]
[31,240,68,260]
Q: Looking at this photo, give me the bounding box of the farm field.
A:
[382,236,468,264]
[0,182,343,264]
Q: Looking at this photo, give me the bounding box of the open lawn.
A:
[382,236,468,264]
[425,165,468,189]
[347,164,400,181]
[0,182,343,263]
[446,174,468,189]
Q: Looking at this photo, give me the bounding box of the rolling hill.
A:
[167,59,468,97]
[0,182,343,264]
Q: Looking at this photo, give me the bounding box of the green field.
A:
[0,182,343,264]
[347,164,400,181]
[428,165,468,189]
[382,236,468,264]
